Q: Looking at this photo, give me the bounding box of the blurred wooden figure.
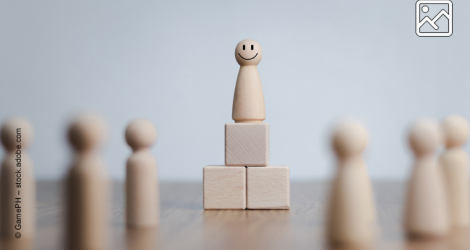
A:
[404,118,449,238]
[65,114,110,250]
[125,119,159,227]
[0,117,36,242]
[440,115,469,228]
[326,120,377,246]
[232,39,265,123]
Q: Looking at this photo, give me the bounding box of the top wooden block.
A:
[225,123,269,166]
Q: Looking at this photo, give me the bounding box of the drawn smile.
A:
[238,53,258,60]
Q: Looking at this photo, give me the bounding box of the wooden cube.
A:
[247,166,290,209]
[225,123,269,166]
[203,166,246,209]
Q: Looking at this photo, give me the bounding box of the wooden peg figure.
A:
[326,120,377,246]
[404,118,449,238]
[232,39,265,123]
[440,115,469,228]
[0,117,36,242]
[65,114,110,250]
[125,119,159,227]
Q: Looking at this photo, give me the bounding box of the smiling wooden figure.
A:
[232,39,265,123]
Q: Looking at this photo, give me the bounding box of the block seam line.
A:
[245,166,248,210]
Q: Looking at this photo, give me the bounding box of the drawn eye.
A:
[251,45,254,50]
[243,45,245,50]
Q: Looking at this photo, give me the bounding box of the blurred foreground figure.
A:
[0,117,36,245]
[404,118,449,238]
[326,119,377,247]
[440,115,469,228]
[65,114,110,250]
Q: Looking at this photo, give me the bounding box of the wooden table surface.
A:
[7,181,470,250]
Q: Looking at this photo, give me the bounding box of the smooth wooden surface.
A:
[405,119,449,237]
[232,39,265,123]
[203,166,246,209]
[125,119,160,227]
[327,120,376,245]
[225,123,269,166]
[246,166,290,209]
[17,181,470,250]
[0,117,36,242]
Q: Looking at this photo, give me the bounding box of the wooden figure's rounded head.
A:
[332,120,369,158]
[441,115,469,148]
[68,114,107,153]
[408,118,441,156]
[0,117,34,151]
[235,39,262,66]
[125,119,157,151]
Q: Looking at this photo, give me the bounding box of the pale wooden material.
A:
[440,115,469,228]
[203,166,246,209]
[13,181,470,249]
[225,123,269,166]
[232,39,265,123]
[125,119,160,227]
[246,165,290,209]
[0,117,36,243]
[326,120,377,246]
[66,114,110,250]
[405,118,449,238]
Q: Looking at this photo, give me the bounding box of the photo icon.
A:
[416,0,452,37]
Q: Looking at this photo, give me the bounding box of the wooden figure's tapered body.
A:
[126,150,159,226]
[404,118,449,238]
[0,153,36,241]
[440,115,470,228]
[440,149,469,228]
[405,156,449,237]
[66,154,110,250]
[232,66,265,123]
[125,119,159,227]
[326,120,377,246]
[232,39,265,123]
[65,114,110,250]
[0,117,36,242]
[327,157,376,245]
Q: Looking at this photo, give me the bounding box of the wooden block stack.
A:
[203,39,290,210]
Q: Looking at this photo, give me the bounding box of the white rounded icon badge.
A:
[416,0,452,37]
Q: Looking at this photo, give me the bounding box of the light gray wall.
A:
[1,0,469,181]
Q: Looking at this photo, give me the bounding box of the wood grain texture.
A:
[225,123,269,166]
[246,166,289,209]
[203,166,246,209]
[4,181,470,250]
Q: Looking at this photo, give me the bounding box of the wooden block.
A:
[247,166,290,209]
[225,123,269,166]
[203,166,246,209]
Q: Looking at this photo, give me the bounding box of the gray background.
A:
[0,0,469,181]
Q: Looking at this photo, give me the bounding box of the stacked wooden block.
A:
[203,39,290,210]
